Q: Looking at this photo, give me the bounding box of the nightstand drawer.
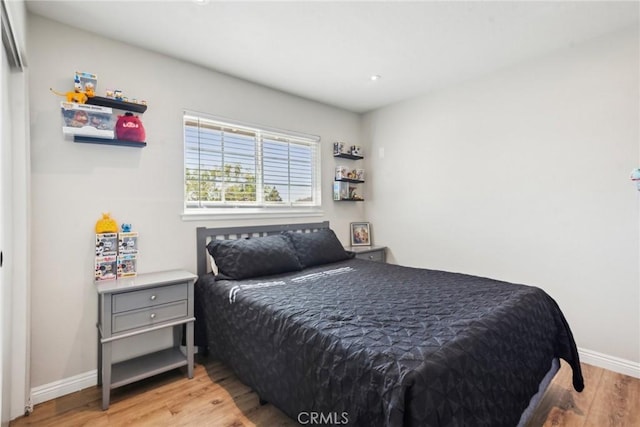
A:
[355,250,384,262]
[112,283,188,313]
[112,300,188,333]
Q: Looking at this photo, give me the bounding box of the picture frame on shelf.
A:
[350,222,371,246]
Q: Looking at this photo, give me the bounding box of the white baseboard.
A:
[31,370,97,405]
[29,348,639,406]
[30,346,198,405]
[578,347,640,378]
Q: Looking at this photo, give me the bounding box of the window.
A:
[184,113,321,214]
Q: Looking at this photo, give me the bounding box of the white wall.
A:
[362,26,640,364]
[27,14,364,389]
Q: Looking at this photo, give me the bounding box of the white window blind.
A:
[184,113,321,211]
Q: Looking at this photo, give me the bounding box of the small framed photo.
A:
[350,222,371,246]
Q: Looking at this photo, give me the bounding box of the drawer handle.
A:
[150,313,156,319]
[150,295,157,301]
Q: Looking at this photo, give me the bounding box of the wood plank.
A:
[11,357,639,427]
[584,368,640,427]
[527,361,603,427]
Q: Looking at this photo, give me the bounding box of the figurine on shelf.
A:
[75,71,97,94]
[50,82,88,104]
[113,89,123,101]
[121,223,132,232]
[349,187,364,201]
[84,82,96,98]
[95,213,118,234]
[105,89,115,99]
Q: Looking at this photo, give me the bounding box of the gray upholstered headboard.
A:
[196,221,330,277]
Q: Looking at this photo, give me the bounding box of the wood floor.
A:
[10,357,639,427]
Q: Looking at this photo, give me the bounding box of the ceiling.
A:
[26,1,639,113]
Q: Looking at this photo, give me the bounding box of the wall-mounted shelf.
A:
[334,153,363,160]
[64,97,148,147]
[86,96,147,113]
[333,142,365,202]
[335,178,365,184]
[74,136,147,148]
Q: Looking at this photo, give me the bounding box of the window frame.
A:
[182,111,323,220]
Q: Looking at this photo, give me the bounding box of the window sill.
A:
[181,207,324,221]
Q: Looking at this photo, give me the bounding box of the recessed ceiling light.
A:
[370,75,381,81]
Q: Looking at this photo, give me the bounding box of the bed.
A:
[194,221,583,426]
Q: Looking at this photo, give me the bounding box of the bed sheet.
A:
[194,258,583,426]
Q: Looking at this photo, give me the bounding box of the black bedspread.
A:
[195,258,583,427]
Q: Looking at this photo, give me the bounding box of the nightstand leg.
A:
[101,341,112,410]
[186,322,194,379]
[97,336,102,386]
[97,298,102,386]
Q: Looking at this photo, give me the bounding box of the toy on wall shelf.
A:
[51,71,97,104]
[115,112,146,142]
[631,168,640,191]
[75,71,97,94]
[84,82,95,98]
[50,86,88,104]
[61,102,115,138]
[121,223,132,232]
[95,213,118,234]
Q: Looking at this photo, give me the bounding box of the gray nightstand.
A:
[347,245,387,263]
[95,269,197,410]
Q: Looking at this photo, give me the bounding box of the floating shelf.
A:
[335,178,365,184]
[86,96,147,113]
[334,199,365,202]
[333,153,363,160]
[74,136,147,148]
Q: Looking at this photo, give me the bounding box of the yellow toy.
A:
[95,213,118,234]
[84,82,96,98]
[50,83,89,104]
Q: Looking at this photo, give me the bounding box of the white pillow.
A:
[208,252,219,275]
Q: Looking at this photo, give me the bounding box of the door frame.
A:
[1,0,30,421]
